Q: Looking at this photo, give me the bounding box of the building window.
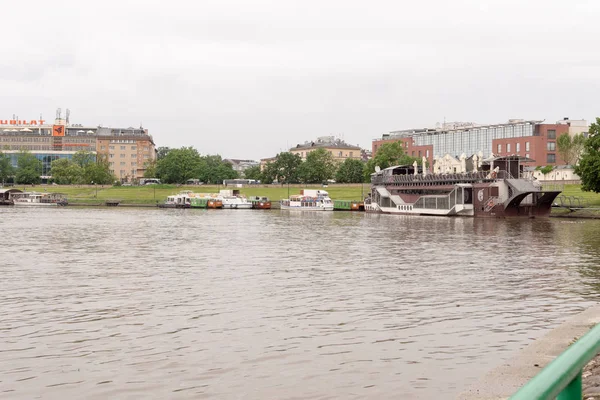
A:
[120,146,126,150]
[426,150,429,157]
[507,143,511,153]
[131,146,136,150]
[120,162,126,166]
[547,142,556,151]
[109,154,114,158]
[349,151,353,158]
[131,154,136,158]
[547,129,556,139]
[109,162,114,166]
[412,151,415,156]
[109,146,115,150]
[120,154,125,158]
[497,144,502,153]
[100,146,105,150]
[525,142,530,151]
[338,151,342,157]
[525,153,530,159]
[516,143,520,153]
[418,151,422,157]
[547,154,556,163]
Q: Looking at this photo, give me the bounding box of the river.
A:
[1,207,600,399]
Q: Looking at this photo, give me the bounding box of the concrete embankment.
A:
[458,304,600,399]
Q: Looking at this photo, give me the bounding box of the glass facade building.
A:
[6,152,94,178]
[387,121,538,158]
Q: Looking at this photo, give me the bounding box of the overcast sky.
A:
[2,0,599,159]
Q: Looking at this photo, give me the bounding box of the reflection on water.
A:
[1,208,600,399]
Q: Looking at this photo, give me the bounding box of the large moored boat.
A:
[280,189,334,211]
[11,192,68,207]
[366,155,560,218]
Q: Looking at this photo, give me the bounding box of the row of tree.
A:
[243,142,419,184]
[50,152,114,185]
[143,147,238,184]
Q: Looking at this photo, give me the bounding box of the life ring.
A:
[490,172,497,179]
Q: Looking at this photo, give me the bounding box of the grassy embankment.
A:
[30,183,600,216]
[38,184,369,205]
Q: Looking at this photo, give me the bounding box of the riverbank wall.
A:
[458,304,600,399]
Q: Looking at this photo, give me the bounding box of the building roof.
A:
[381,120,543,140]
[291,138,361,151]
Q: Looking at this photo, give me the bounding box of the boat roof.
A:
[0,188,22,194]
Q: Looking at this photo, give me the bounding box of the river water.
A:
[1,207,600,399]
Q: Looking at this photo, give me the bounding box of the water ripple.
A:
[1,207,600,399]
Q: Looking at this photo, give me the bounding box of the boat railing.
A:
[371,170,512,185]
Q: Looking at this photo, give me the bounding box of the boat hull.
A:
[280,204,334,211]
[222,203,253,209]
[13,202,66,207]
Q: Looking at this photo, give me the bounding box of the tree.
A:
[336,158,365,183]
[156,147,171,161]
[0,151,14,185]
[364,141,418,181]
[143,160,158,178]
[15,151,42,184]
[72,151,96,168]
[196,155,238,184]
[299,148,337,183]
[273,152,303,183]
[260,161,278,184]
[243,165,262,181]
[50,158,82,184]
[557,133,587,165]
[156,147,202,184]
[575,118,600,193]
[85,156,114,185]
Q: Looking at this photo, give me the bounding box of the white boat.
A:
[280,189,334,211]
[11,192,68,207]
[217,190,252,209]
[159,191,192,208]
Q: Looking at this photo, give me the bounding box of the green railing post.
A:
[556,372,581,400]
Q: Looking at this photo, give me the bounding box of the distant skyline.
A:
[2,0,599,160]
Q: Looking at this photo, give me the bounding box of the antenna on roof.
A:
[66,109,70,125]
[56,108,62,120]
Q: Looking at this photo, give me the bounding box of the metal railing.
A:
[371,170,512,185]
[510,323,600,400]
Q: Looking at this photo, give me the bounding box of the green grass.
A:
[36,184,369,204]
[32,182,600,207]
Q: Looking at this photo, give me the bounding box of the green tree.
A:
[85,156,114,185]
[156,146,171,161]
[156,146,202,184]
[299,148,337,183]
[243,165,262,181]
[15,151,42,184]
[260,161,278,184]
[557,133,587,165]
[50,158,82,184]
[336,158,365,183]
[0,151,14,185]
[196,155,238,184]
[143,160,158,178]
[364,141,417,180]
[575,118,600,193]
[273,152,302,183]
[72,151,96,168]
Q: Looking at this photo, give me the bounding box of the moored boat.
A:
[249,196,272,209]
[366,155,560,218]
[11,192,68,207]
[218,190,253,209]
[158,191,192,208]
[280,189,334,211]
